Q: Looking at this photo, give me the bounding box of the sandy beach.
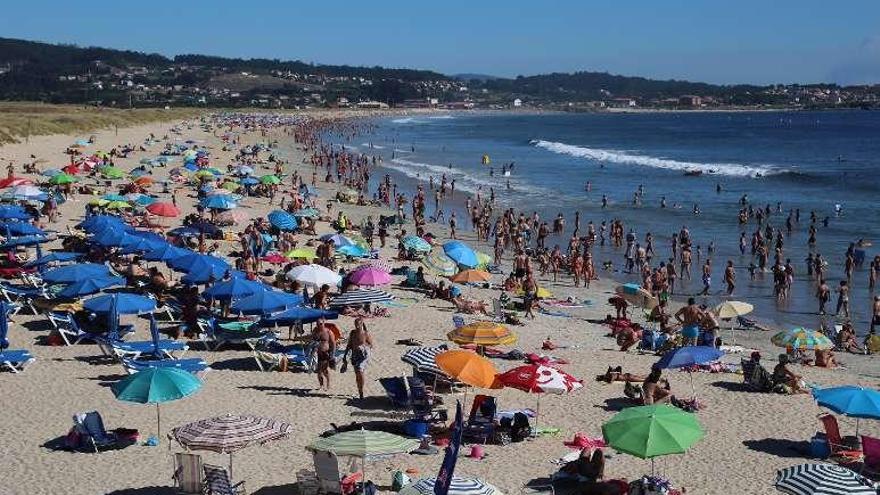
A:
[0,110,877,495]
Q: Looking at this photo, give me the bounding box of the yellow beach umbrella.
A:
[448,321,517,346]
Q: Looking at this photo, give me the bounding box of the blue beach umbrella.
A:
[259,307,338,327]
[0,235,49,249]
[84,292,157,315]
[320,233,355,247]
[2,222,45,237]
[337,244,368,258]
[402,235,432,253]
[42,263,111,284]
[240,177,259,186]
[168,252,230,273]
[267,210,298,231]
[90,228,132,247]
[203,276,266,300]
[143,244,191,263]
[78,214,127,233]
[442,240,478,268]
[231,290,303,316]
[181,264,230,286]
[0,206,32,221]
[654,346,723,369]
[200,195,237,210]
[24,251,81,268]
[813,386,880,420]
[56,276,126,298]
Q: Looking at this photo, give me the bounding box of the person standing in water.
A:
[724,260,736,295]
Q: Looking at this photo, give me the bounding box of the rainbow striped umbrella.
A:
[771,327,834,350]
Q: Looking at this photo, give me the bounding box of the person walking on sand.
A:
[344,317,373,400]
[871,295,880,333]
[449,212,457,240]
[675,297,703,346]
[312,319,337,392]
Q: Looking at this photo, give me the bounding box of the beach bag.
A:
[391,471,410,492]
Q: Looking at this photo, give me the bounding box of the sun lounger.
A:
[0,282,48,315]
[741,358,774,392]
[98,331,188,361]
[0,348,34,373]
[253,337,314,372]
[121,357,210,375]
[203,464,245,495]
[408,376,447,423]
[199,317,270,351]
[172,452,204,495]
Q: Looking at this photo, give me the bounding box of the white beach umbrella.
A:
[286,264,342,289]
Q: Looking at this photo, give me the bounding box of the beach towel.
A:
[539,308,571,317]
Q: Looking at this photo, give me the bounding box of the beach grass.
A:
[0,102,204,145]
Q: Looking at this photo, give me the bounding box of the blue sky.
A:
[2,1,879,85]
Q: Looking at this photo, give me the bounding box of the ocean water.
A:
[335,110,880,334]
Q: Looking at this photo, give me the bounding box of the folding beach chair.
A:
[452,314,466,329]
[172,452,203,494]
[72,411,132,452]
[203,464,245,495]
[312,451,362,495]
[0,305,34,373]
[378,376,410,408]
[407,376,447,423]
[49,312,101,346]
[819,414,863,464]
[463,395,509,445]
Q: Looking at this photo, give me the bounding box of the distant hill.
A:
[452,73,502,82]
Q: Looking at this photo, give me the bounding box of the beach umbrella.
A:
[615,283,659,310]
[447,321,517,346]
[112,367,202,437]
[774,463,875,495]
[498,363,583,427]
[8,185,45,200]
[450,269,491,284]
[286,264,342,289]
[772,328,834,351]
[2,222,45,237]
[100,167,125,179]
[168,252,229,273]
[320,233,355,247]
[443,241,478,268]
[399,478,503,495]
[90,227,132,247]
[23,251,80,268]
[234,165,254,176]
[200,195,237,210]
[260,174,280,185]
[348,267,392,287]
[435,350,500,389]
[42,263,110,284]
[181,263,232,286]
[84,292,156,314]
[170,414,292,478]
[0,235,48,250]
[258,307,338,327]
[654,345,723,398]
[602,404,704,473]
[42,168,63,177]
[203,275,266,301]
[133,176,155,188]
[48,173,78,185]
[56,276,126,298]
[360,259,392,273]
[118,235,167,255]
[423,251,457,276]
[402,235,432,253]
[307,429,419,457]
[231,290,303,316]
[337,244,368,258]
[240,177,259,186]
[146,202,180,217]
[292,207,319,219]
[515,286,553,299]
[78,214,125,232]
[143,244,190,263]
[284,247,317,260]
[0,205,32,221]
[103,194,128,202]
[216,209,250,225]
[401,344,450,378]
[328,289,393,308]
[169,222,221,237]
[105,200,132,210]
[714,300,754,319]
[0,177,33,188]
[812,386,880,436]
[267,210,298,231]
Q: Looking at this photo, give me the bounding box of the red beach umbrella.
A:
[146,202,181,217]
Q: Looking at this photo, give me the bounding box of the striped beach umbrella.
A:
[422,251,457,276]
[307,429,419,457]
[170,414,293,453]
[772,328,834,350]
[402,235,432,252]
[328,289,394,308]
[775,463,875,495]
[401,344,449,377]
[400,478,504,495]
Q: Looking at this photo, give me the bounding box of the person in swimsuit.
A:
[675,297,703,346]
[312,319,336,392]
[344,317,373,400]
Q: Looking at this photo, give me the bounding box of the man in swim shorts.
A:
[675,297,703,346]
[345,317,374,400]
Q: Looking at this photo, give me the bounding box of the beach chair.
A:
[407,376,447,423]
[121,357,210,375]
[740,358,773,392]
[172,452,204,494]
[203,464,245,495]
[860,435,880,478]
[73,411,131,452]
[201,318,270,351]
[49,312,102,346]
[819,414,863,463]
[463,395,510,445]
[0,282,46,315]
[312,450,362,495]
[452,314,466,329]
[0,306,34,373]
[378,376,410,408]
[492,299,506,322]
[638,329,667,352]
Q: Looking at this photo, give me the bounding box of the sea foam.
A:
[531,139,776,178]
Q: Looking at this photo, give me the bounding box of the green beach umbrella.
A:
[105,200,132,210]
[602,404,704,473]
[475,251,492,268]
[285,247,317,260]
[100,166,125,179]
[423,251,457,276]
[771,327,834,350]
[221,181,239,191]
[112,367,203,437]
[260,174,281,185]
[49,173,78,185]
[307,429,419,457]
[194,169,216,179]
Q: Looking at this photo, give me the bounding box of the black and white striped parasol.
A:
[400,344,449,377]
[329,289,394,307]
[775,463,876,495]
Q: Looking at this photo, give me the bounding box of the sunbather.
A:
[595,366,647,383]
[642,368,675,405]
[814,348,838,368]
[616,323,642,352]
[452,296,490,316]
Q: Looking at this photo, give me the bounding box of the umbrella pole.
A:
[230,453,234,481]
[689,371,696,400]
[651,458,655,477]
[156,403,161,439]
